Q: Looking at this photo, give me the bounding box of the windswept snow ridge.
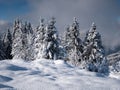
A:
[107,51,120,65]
[0,59,120,90]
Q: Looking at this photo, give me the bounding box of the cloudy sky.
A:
[0,0,120,49]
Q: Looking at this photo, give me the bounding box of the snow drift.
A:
[0,59,119,90]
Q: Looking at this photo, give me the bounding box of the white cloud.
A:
[0,20,8,25]
[0,20,12,34]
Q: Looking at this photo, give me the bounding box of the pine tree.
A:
[64,18,83,65]
[12,20,35,61]
[11,19,23,59]
[82,22,109,73]
[20,21,34,61]
[3,29,12,59]
[58,34,67,60]
[34,19,46,59]
[0,36,6,60]
[43,17,60,60]
[26,22,35,60]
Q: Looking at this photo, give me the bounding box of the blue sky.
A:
[0,0,120,48]
[0,0,31,21]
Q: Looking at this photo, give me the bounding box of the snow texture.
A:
[0,59,119,90]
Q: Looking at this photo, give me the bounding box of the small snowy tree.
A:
[26,22,35,60]
[63,18,83,65]
[12,20,35,61]
[3,29,12,59]
[34,19,46,59]
[0,36,6,60]
[11,19,23,59]
[20,22,35,61]
[82,22,109,73]
[43,17,60,60]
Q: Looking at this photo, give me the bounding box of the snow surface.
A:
[0,59,120,90]
[107,51,120,65]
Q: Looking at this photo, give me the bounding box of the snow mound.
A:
[0,59,120,90]
[54,60,72,67]
[54,60,65,65]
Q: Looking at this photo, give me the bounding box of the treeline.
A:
[0,17,109,73]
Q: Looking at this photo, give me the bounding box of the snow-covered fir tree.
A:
[63,18,83,65]
[82,22,109,73]
[11,19,23,59]
[12,19,34,60]
[26,22,35,60]
[21,22,34,61]
[0,36,6,60]
[34,19,46,59]
[3,29,12,59]
[43,17,60,60]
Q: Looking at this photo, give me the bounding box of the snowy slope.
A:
[0,59,120,90]
[107,51,120,65]
[107,51,120,79]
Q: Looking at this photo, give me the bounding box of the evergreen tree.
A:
[12,20,35,61]
[3,29,12,59]
[43,17,60,60]
[11,19,23,59]
[26,22,35,60]
[82,22,109,73]
[20,21,34,61]
[0,36,6,60]
[64,18,83,65]
[34,19,46,59]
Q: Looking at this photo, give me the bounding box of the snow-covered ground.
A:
[107,51,120,65]
[0,59,120,90]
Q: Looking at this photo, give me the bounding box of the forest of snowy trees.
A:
[0,17,109,73]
